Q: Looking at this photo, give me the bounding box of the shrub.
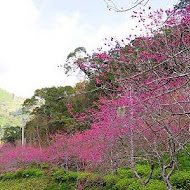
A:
[0,177,49,190]
[0,171,18,180]
[143,180,166,190]
[65,171,78,182]
[103,174,119,190]
[51,169,67,182]
[0,168,44,180]
[178,148,190,171]
[133,164,162,180]
[40,162,51,170]
[103,168,134,189]
[45,183,76,190]
[170,171,190,190]
[114,178,137,190]
[78,172,99,181]
[136,165,151,177]
[127,180,143,190]
[50,169,78,189]
[116,168,133,178]
[103,166,162,190]
[78,172,104,189]
[18,168,44,178]
[127,179,166,190]
[152,168,162,180]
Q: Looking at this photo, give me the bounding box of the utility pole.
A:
[21,109,27,147]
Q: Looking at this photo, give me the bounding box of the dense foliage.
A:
[0,155,190,190]
[22,85,89,147]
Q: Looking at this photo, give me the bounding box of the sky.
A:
[0,0,178,98]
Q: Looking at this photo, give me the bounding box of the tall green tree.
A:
[22,85,90,147]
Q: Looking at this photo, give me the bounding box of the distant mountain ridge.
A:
[0,88,25,137]
[0,88,13,102]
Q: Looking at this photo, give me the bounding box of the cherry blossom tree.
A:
[61,5,190,189]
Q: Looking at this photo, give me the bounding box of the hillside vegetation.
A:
[0,150,190,190]
[0,88,25,138]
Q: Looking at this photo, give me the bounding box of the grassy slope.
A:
[0,177,50,190]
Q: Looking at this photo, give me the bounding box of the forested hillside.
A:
[0,88,24,138]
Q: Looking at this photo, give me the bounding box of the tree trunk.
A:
[164,177,172,190]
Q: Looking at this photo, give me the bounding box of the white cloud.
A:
[0,0,144,98]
